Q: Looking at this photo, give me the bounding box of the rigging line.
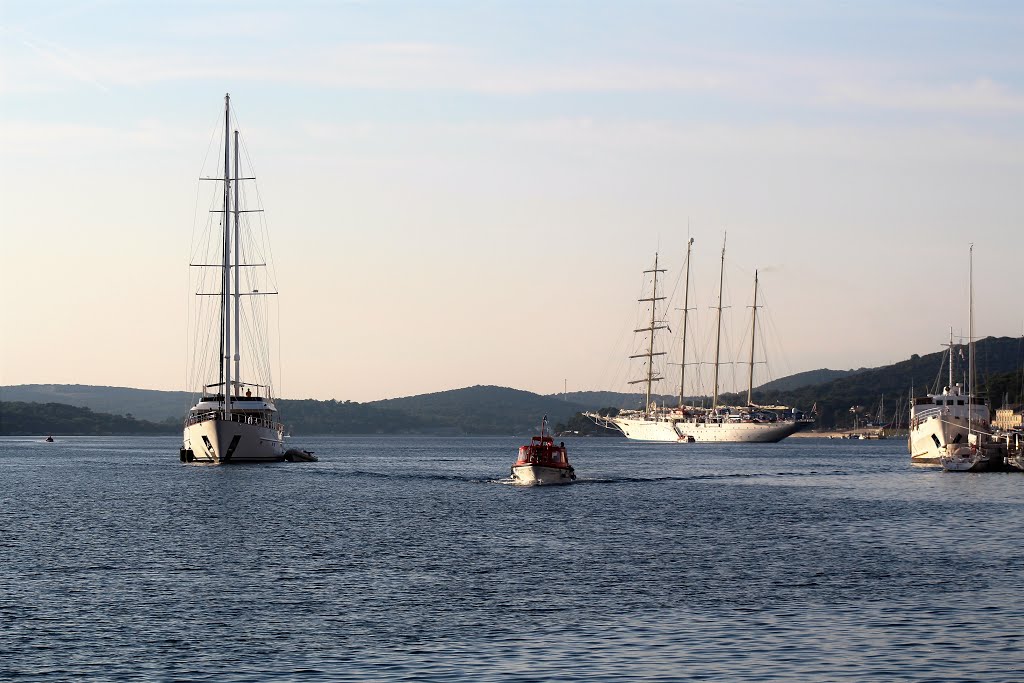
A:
[240,136,282,293]
[245,284,272,386]
[188,115,223,264]
[241,236,276,387]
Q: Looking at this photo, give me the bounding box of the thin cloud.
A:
[4,26,109,92]
[819,77,1024,115]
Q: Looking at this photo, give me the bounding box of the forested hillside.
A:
[5,337,1020,434]
[730,336,1024,428]
[0,402,176,435]
[369,385,591,435]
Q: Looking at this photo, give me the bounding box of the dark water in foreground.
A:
[1,436,1022,681]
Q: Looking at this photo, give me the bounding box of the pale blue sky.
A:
[2,1,1022,401]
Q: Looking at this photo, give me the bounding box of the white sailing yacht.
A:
[180,95,286,464]
[587,236,809,443]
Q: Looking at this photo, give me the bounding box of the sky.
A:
[1,1,1022,403]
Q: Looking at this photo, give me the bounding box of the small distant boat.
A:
[511,416,576,486]
[44,436,54,443]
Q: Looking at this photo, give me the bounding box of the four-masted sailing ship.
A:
[587,237,811,443]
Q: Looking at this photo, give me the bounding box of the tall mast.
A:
[629,253,667,417]
[678,238,694,409]
[746,269,759,406]
[968,244,975,433]
[221,93,232,415]
[645,252,663,415]
[712,234,726,411]
[232,130,241,399]
[947,327,954,390]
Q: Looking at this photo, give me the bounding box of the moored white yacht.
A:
[910,246,1000,470]
[180,95,286,464]
[908,382,988,464]
[586,236,810,443]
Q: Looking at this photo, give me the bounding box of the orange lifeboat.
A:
[511,416,576,486]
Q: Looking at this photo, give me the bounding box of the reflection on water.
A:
[1,436,1022,681]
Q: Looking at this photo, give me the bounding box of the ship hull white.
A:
[511,465,575,486]
[608,416,800,443]
[908,414,973,463]
[183,418,285,464]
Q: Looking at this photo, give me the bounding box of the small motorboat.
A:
[939,434,1001,472]
[44,436,54,443]
[511,416,575,486]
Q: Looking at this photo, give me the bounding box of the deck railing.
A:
[185,410,284,432]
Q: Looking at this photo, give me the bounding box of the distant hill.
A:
[370,385,591,435]
[726,336,1024,428]
[278,398,435,435]
[0,401,176,436]
[755,368,865,392]
[0,384,594,436]
[6,338,1020,434]
[0,384,192,423]
[552,391,680,411]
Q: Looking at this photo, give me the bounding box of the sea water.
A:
[1,436,1022,681]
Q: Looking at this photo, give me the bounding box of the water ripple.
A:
[1,435,1022,681]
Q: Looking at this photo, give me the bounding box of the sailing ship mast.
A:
[630,253,667,417]
[220,94,233,417]
[233,130,241,400]
[746,270,759,406]
[711,235,726,411]
[678,238,694,409]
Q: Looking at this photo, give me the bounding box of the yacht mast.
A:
[746,270,759,406]
[233,130,241,398]
[221,93,232,416]
[947,327,954,390]
[678,237,694,409]
[712,234,726,411]
[629,253,667,417]
[968,244,975,434]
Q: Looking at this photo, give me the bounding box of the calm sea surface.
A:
[1,435,1022,681]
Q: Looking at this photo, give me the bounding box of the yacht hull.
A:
[607,416,800,443]
[183,418,285,464]
[908,414,973,463]
[940,453,988,472]
[511,464,575,486]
